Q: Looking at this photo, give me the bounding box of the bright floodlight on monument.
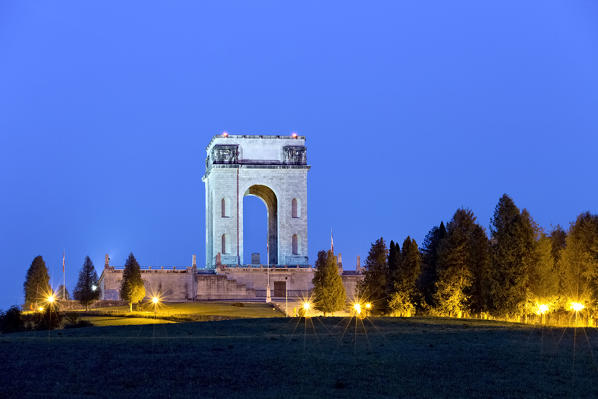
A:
[152,296,160,304]
[222,131,229,137]
[291,132,298,138]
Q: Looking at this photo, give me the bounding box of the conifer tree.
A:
[388,237,420,316]
[468,224,491,315]
[120,253,146,312]
[358,238,389,314]
[528,234,559,309]
[74,256,100,310]
[488,195,535,317]
[550,225,567,265]
[558,213,598,307]
[418,222,447,308]
[312,250,347,315]
[434,209,476,317]
[387,240,401,295]
[24,256,51,309]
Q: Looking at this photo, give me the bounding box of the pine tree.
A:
[388,237,421,316]
[387,240,401,295]
[74,256,100,310]
[550,225,567,265]
[120,253,146,312]
[488,195,535,318]
[312,250,347,315]
[418,222,447,308]
[468,224,491,316]
[558,213,598,307]
[23,256,51,309]
[528,234,559,309]
[358,238,389,314]
[434,209,475,317]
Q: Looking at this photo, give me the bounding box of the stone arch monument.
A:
[203,134,310,268]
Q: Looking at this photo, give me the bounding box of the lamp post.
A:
[285,276,288,317]
[152,296,159,319]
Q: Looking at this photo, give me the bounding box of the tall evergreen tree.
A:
[387,240,402,294]
[550,225,567,265]
[468,224,491,315]
[358,238,389,314]
[488,195,535,317]
[24,256,51,309]
[120,253,146,312]
[388,237,421,316]
[558,213,598,306]
[528,233,559,309]
[434,209,476,317]
[312,250,347,315]
[418,222,447,308]
[74,256,100,310]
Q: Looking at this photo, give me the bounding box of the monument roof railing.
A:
[205,134,306,151]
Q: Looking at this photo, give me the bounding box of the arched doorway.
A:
[244,185,278,265]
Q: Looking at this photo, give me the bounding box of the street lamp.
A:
[152,296,160,319]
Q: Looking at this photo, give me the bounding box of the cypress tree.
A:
[418,222,447,308]
[24,256,51,309]
[312,250,347,315]
[358,238,389,314]
[73,256,100,310]
[488,195,535,318]
[120,253,146,312]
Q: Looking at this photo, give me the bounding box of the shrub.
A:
[0,306,25,333]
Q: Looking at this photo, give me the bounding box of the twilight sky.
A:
[1,1,597,308]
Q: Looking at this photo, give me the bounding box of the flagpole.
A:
[62,251,66,300]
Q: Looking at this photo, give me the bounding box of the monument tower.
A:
[203,134,310,268]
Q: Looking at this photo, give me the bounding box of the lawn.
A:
[1,317,598,398]
[74,301,283,326]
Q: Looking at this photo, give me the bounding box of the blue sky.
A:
[1,1,597,308]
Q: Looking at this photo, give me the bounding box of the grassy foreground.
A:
[2,317,598,398]
[75,302,283,326]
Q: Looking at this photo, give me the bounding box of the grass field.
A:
[73,302,283,326]
[2,317,598,398]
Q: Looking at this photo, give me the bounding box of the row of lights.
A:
[222,131,299,138]
[535,301,585,315]
[301,300,372,317]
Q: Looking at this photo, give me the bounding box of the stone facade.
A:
[203,134,309,267]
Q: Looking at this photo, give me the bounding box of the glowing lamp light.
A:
[538,304,549,314]
[152,296,160,304]
[291,132,298,138]
[222,131,229,138]
[91,284,97,292]
[38,306,44,312]
[353,303,362,315]
[365,303,372,310]
[302,301,311,311]
[47,294,56,304]
[570,302,584,312]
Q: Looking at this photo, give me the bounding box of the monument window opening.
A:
[292,198,300,218]
[221,234,227,254]
[292,234,299,255]
[221,197,231,218]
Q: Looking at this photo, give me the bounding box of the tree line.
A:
[358,194,598,321]
[22,252,146,312]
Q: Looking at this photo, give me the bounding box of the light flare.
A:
[570,302,585,312]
